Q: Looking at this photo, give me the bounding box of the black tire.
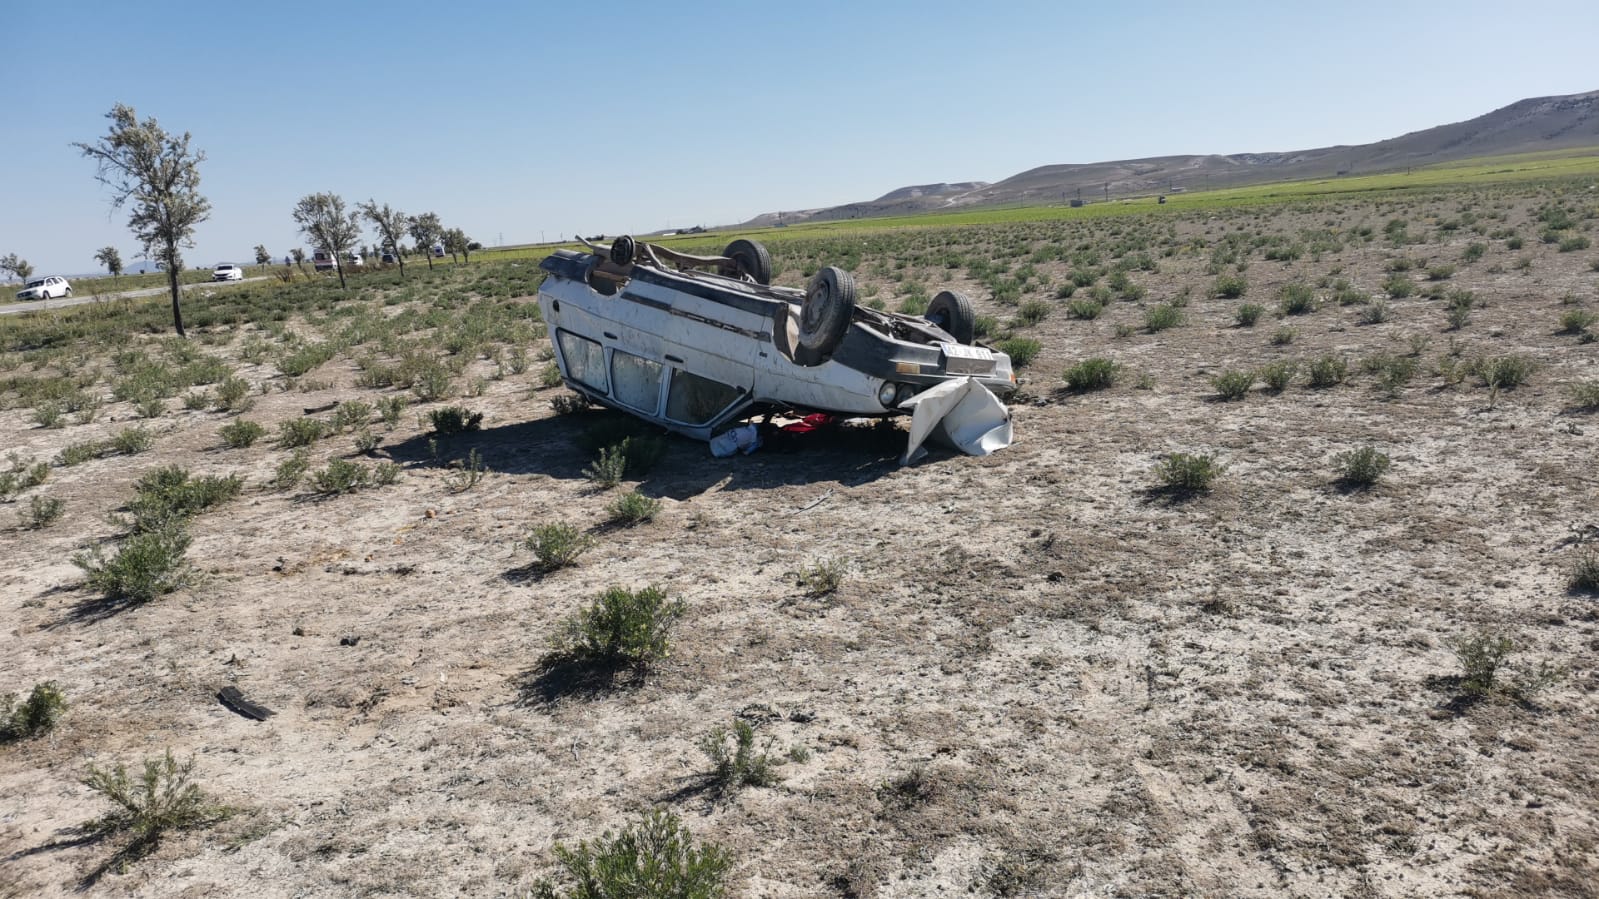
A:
[722,238,772,285]
[926,290,975,344]
[797,266,856,361]
[63,287,72,298]
[609,235,636,266]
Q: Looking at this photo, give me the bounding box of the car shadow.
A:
[385,407,902,499]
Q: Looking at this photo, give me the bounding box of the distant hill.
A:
[737,90,1599,227]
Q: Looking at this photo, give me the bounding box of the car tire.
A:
[926,290,975,344]
[610,235,636,266]
[63,287,73,298]
[797,266,856,362]
[722,239,772,285]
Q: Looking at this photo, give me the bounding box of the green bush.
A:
[1210,369,1255,400]
[108,426,155,455]
[1568,380,1599,411]
[1558,309,1596,335]
[607,490,660,524]
[996,337,1041,368]
[1015,299,1050,326]
[1572,548,1599,593]
[796,558,846,597]
[378,395,407,428]
[82,750,226,844]
[277,417,325,448]
[1461,242,1486,263]
[220,419,266,448]
[56,440,102,467]
[124,466,243,532]
[1143,304,1183,332]
[272,449,311,491]
[1278,283,1316,315]
[1066,299,1103,319]
[332,399,374,432]
[1382,274,1416,298]
[1152,452,1224,493]
[1,682,68,742]
[19,495,65,529]
[1212,275,1247,299]
[583,444,628,489]
[1062,357,1121,391]
[1234,303,1264,327]
[1270,327,1297,346]
[525,523,596,572]
[428,405,483,434]
[74,523,194,604]
[1359,299,1393,325]
[1307,354,1348,388]
[532,809,731,899]
[552,585,684,669]
[1335,447,1390,486]
[213,375,252,412]
[1474,355,1533,391]
[1260,360,1298,392]
[1426,264,1456,281]
[1452,631,1515,698]
[309,458,372,495]
[1558,234,1591,253]
[701,719,782,794]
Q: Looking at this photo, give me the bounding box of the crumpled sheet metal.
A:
[899,376,1013,465]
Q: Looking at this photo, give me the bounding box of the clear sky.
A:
[6,0,1597,278]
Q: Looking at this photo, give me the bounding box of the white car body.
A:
[212,264,244,282]
[15,276,71,301]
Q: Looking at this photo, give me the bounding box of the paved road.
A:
[0,277,270,317]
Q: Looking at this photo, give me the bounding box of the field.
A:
[2,175,1598,898]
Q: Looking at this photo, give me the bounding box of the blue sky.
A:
[6,0,1597,277]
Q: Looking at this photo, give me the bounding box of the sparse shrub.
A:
[538,362,564,389]
[1462,242,1486,263]
[1446,306,1471,330]
[583,444,628,489]
[996,337,1041,367]
[220,419,265,448]
[1234,303,1264,327]
[1333,281,1368,306]
[57,440,102,467]
[531,809,730,899]
[411,364,454,401]
[1278,283,1316,315]
[82,750,226,844]
[972,314,999,338]
[1066,298,1103,319]
[1426,264,1455,281]
[271,450,311,491]
[309,458,372,495]
[551,393,589,415]
[135,394,166,419]
[1212,275,1247,299]
[354,429,381,454]
[1567,380,1599,411]
[1505,235,1524,250]
[108,426,154,455]
[1335,447,1390,486]
[1359,299,1392,325]
[1015,299,1050,326]
[1143,304,1182,332]
[700,719,782,794]
[20,495,65,529]
[796,558,846,597]
[1452,631,1515,698]
[1270,327,1297,346]
[525,522,596,571]
[1210,369,1255,400]
[551,584,683,669]
[1568,548,1599,594]
[444,448,487,492]
[1260,360,1298,391]
[371,461,401,486]
[428,405,483,434]
[1558,308,1596,335]
[1558,234,1591,253]
[1474,355,1533,391]
[378,395,407,428]
[1054,282,1077,299]
[74,523,194,604]
[214,375,251,412]
[1152,452,1224,493]
[608,490,660,524]
[124,467,243,532]
[1382,274,1416,298]
[332,400,374,432]
[1307,354,1348,388]
[277,417,325,448]
[1371,354,1417,396]
[1062,357,1121,391]
[33,401,64,429]
[0,682,67,742]
[182,389,211,410]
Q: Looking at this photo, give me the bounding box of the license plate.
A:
[939,343,995,375]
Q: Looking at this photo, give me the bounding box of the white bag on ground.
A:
[899,377,1013,465]
[710,423,763,458]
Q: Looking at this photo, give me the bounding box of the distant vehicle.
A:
[312,250,337,272]
[16,276,71,301]
[380,250,398,265]
[212,263,244,282]
[432,244,446,258]
[536,236,1016,458]
[347,252,364,268]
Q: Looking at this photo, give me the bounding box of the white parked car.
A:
[212,263,244,282]
[537,236,1016,460]
[15,276,71,301]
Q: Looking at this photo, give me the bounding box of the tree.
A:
[292,193,360,289]
[95,246,124,278]
[444,227,473,264]
[291,248,306,274]
[1,253,33,284]
[75,104,210,338]
[254,245,271,266]
[408,212,442,270]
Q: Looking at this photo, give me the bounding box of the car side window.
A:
[665,370,742,425]
[556,330,606,392]
[611,351,663,413]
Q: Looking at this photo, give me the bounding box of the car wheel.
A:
[926,290,975,344]
[63,287,73,298]
[722,238,772,285]
[797,266,856,362]
[610,235,636,266]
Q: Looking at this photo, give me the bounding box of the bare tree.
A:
[292,193,361,289]
[1,253,33,284]
[358,201,409,277]
[254,244,272,266]
[408,212,442,270]
[75,104,210,338]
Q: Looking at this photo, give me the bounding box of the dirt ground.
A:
[2,186,1597,898]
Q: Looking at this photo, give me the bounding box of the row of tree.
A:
[5,103,483,337]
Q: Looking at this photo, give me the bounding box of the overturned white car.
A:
[535,236,1016,461]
